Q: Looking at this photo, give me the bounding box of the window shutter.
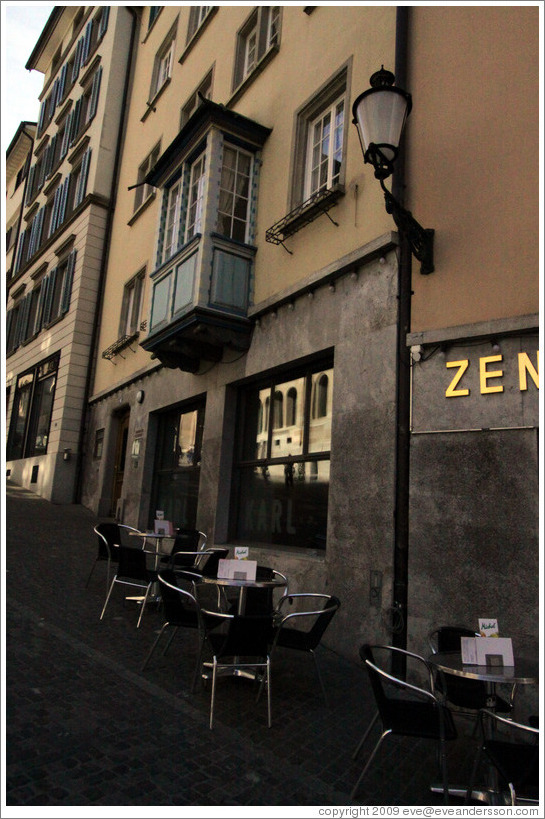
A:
[45,137,56,179]
[57,63,68,103]
[69,98,82,146]
[71,38,83,83]
[61,251,77,314]
[6,310,14,352]
[49,186,62,238]
[42,269,56,327]
[37,101,46,135]
[60,114,72,159]
[25,166,36,206]
[88,68,102,122]
[57,176,71,226]
[19,293,33,343]
[36,277,50,332]
[75,149,91,207]
[99,6,110,38]
[13,230,26,274]
[29,208,45,258]
[81,21,93,66]
[50,79,60,118]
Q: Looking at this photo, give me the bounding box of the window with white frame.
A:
[187,6,213,42]
[150,25,176,101]
[305,95,345,199]
[291,66,349,208]
[162,177,183,262]
[180,70,213,128]
[233,7,281,91]
[185,154,206,242]
[217,146,252,243]
[119,269,145,337]
[134,144,161,213]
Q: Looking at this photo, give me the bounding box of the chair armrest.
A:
[366,659,439,704]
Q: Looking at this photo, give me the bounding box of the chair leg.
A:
[162,625,179,656]
[85,560,97,588]
[266,658,272,728]
[192,636,206,693]
[210,658,218,729]
[351,730,390,799]
[311,649,328,705]
[141,624,168,670]
[137,583,152,628]
[100,576,117,620]
[353,710,379,759]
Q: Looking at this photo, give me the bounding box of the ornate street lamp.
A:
[352,67,435,274]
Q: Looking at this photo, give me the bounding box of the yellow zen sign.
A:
[445,352,539,398]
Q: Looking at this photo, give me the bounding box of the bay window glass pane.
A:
[309,368,333,452]
[150,273,172,328]
[186,155,206,241]
[173,254,196,314]
[236,463,329,549]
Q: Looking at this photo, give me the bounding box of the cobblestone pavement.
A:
[4,481,484,813]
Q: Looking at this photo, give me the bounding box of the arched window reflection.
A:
[286,387,297,426]
[312,374,328,418]
[273,390,283,428]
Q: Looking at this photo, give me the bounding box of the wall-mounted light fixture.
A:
[352,66,435,275]
[63,448,72,462]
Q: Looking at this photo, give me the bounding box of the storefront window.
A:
[151,401,205,529]
[7,355,59,461]
[234,358,333,549]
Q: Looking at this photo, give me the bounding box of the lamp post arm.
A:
[380,179,435,275]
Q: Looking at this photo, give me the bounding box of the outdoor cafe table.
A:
[199,565,287,614]
[427,651,539,802]
[198,566,287,681]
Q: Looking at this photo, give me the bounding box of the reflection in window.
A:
[151,401,205,529]
[234,358,333,549]
[7,355,59,460]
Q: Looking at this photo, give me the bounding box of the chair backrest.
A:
[158,570,200,628]
[480,710,539,800]
[94,522,122,559]
[429,625,476,654]
[198,548,229,577]
[360,644,437,729]
[278,593,340,648]
[172,528,206,552]
[116,544,150,581]
[211,612,275,660]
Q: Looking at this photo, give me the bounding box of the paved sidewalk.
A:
[4,481,480,811]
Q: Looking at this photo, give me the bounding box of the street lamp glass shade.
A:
[352,87,411,162]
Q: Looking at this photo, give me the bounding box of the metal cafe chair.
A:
[198,607,275,729]
[159,529,207,567]
[351,644,457,804]
[466,709,539,805]
[428,626,515,719]
[141,570,210,686]
[99,544,158,628]
[87,523,146,593]
[259,592,339,705]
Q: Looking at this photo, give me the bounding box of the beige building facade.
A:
[7,6,539,665]
[6,6,135,502]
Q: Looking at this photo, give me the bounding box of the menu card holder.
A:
[461,636,514,666]
[217,558,257,581]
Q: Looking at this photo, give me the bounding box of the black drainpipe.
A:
[73,7,140,503]
[391,5,411,654]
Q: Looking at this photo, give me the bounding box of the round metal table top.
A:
[200,569,286,590]
[429,651,538,685]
